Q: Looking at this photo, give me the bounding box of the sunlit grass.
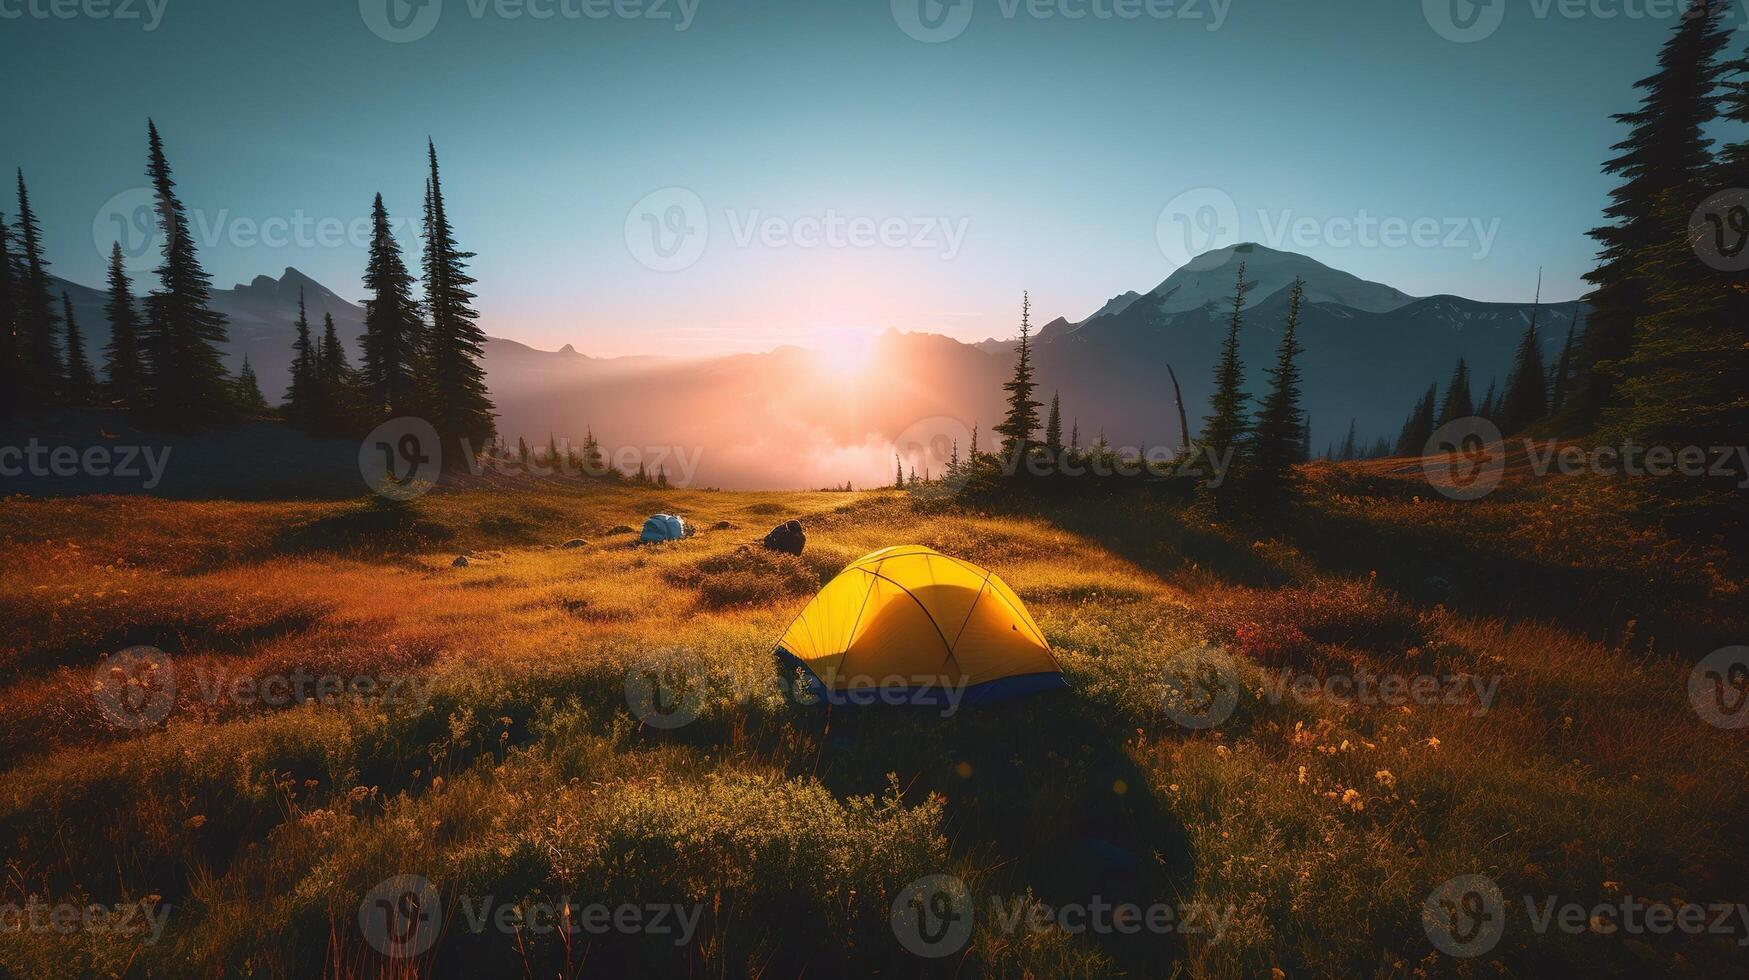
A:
[0,476,1743,977]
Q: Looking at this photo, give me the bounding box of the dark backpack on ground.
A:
[762,520,805,556]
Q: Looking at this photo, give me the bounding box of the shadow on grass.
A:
[267,497,455,557]
[795,691,1194,974]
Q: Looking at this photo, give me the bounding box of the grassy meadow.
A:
[1,461,1745,978]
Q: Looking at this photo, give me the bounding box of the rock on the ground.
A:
[560,538,589,549]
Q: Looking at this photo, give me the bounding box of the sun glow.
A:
[814,325,883,376]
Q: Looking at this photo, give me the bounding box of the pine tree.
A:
[421,141,497,465]
[1299,416,1312,463]
[1548,317,1578,415]
[1395,382,1439,456]
[1497,275,1550,434]
[1436,357,1473,425]
[518,437,530,467]
[994,292,1042,468]
[1476,379,1499,421]
[1246,277,1308,510]
[1601,34,1749,451]
[141,121,232,420]
[361,193,424,420]
[101,242,144,407]
[1068,419,1079,453]
[0,213,21,416]
[60,293,97,406]
[13,172,63,407]
[1338,420,1358,462]
[314,312,361,432]
[284,290,316,422]
[1044,390,1063,454]
[233,355,269,413]
[656,465,669,488]
[582,426,606,475]
[895,454,904,489]
[1569,0,1732,430]
[1200,261,1251,485]
[969,423,980,461]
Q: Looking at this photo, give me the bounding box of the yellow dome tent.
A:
[774,546,1067,707]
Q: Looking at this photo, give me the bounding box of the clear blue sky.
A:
[3,0,1742,355]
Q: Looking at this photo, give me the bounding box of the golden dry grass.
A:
[0,474,1744,978]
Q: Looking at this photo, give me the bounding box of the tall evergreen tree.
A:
[1476,379,1499,421]
[1568,0,1732,430]
[13,172,63,407]
[1497,278,1550,435]
[581,426,606,475]
[1338,420,1358,462]
[1068,419,1079,453]
[361,192,425,419]
[1602,35,1749,451]
[284,289,316,421]
[0,213,20,416]
[314,312,362,432]
[895,454,904,489]
[1200,262,1251,475]
[1396,382,1439,456]
[1246,277,1308,509]
[421,141,496,463]
[1299,415,1312,464]
[1548,317,1578,416]
[994,291,1042,467]
[101,242,144,406]
[232,355,269,413]
[1044,390,1063,454]
[60,293,97,406]
[141,121,232,420]
[1437,357,1474,425]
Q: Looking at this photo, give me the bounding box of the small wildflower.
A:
[1374,769,1396,789]
[1340,788,1364,812]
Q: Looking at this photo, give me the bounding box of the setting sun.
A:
[813,325,884,376]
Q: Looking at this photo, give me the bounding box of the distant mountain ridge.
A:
[49,244,1582,488]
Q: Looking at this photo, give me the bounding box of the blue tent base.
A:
[773,648,1068,710]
